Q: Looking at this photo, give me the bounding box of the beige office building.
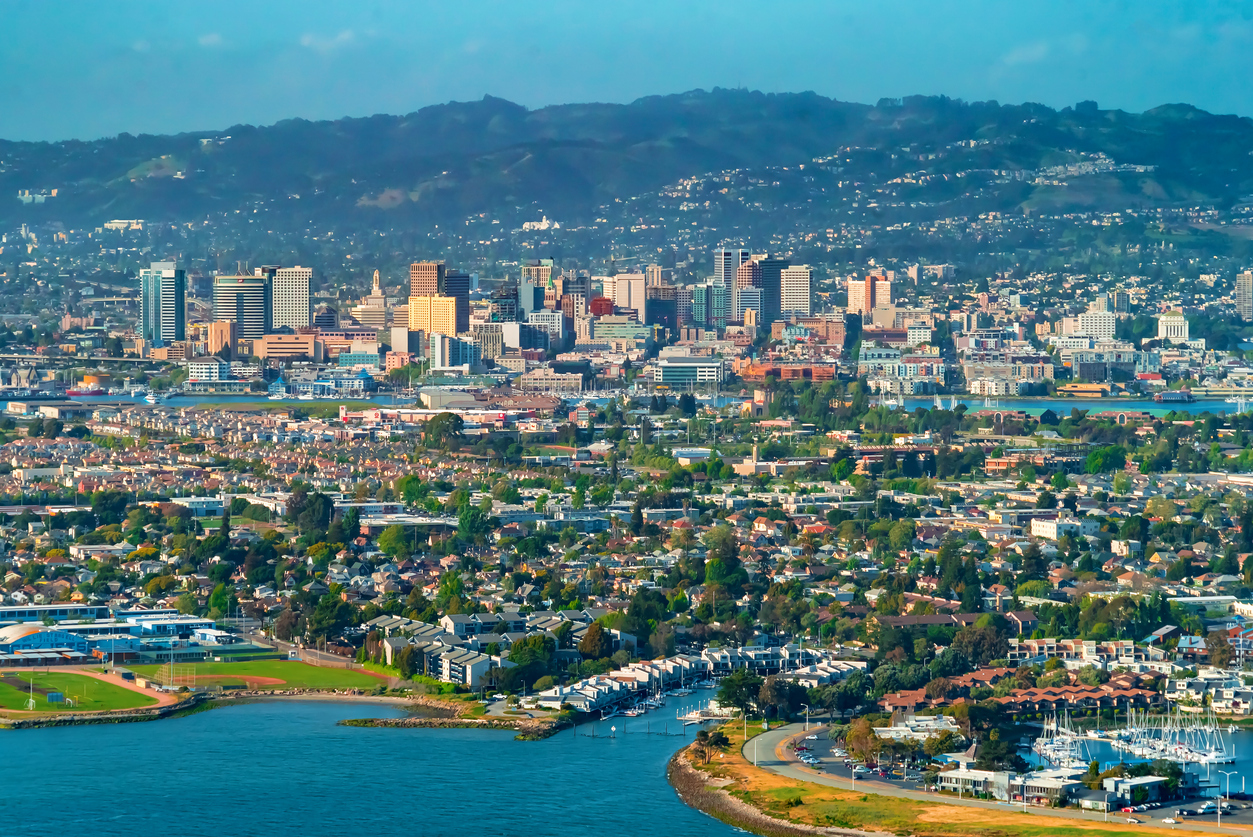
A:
[408,295,458,336]
[205,320,237,359]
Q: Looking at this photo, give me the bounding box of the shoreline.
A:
[0,688,438,730]
[666,748,885,837]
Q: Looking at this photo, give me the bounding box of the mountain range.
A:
[5,89,1253,229]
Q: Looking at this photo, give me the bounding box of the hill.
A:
[4,89,1253,229]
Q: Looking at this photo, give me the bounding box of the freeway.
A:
[742,723,1246,834]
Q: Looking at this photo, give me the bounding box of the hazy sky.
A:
[4,0,1253,141]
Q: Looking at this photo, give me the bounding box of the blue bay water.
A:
[2,699,738,837]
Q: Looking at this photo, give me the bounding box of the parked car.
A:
[1161,819,1177,825]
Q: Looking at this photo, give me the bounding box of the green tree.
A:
[1207,629,1234,669]
[692,728,730,764]
[458,504,491,545]
[307,592,353,640]
[423,412,464,448]
[578,623,614,659]
[716,668,764,715]
[377,525,412,559]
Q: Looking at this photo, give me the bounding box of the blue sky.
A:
[4,0,1253,141]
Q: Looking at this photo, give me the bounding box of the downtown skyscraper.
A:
[138,261,186,346]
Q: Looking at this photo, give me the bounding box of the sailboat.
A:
[1033,711,1089,768]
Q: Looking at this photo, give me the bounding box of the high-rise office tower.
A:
[733,259,762,323]
[490,284,520,323]
[408,296,458,336]
[751,255,789,323]
[520,258,555,286]
[138,261,186,346]
[709,282,728,329]
[735,259,762,290]
[1239,272,1253,321]
[443,270,470,334]
[213,272,272,339]
[409,261,445,297]
[713,249,749,287]
[691,285,708,326]
[874,274,894,308]
[781,265,813,316]
[847,275,877,316]
[409,262,468,333]
[733,286,762,324]
[611,273,646,320]
[675,286,692,325]
[270,265,312,329]
[645,265,672,287]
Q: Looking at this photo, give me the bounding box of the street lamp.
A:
[801,703,811,732]
[1219,769,1236,828]
[1220,770,1236,802]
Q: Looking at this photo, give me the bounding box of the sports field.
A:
[127,660,382,690]
[0,672,158,712]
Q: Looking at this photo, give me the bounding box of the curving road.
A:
[741,723,1246,835]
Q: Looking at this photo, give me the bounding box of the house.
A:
[1006,611,1039,636]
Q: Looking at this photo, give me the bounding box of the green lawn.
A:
[127,660,381,690]
[0,672,158,712]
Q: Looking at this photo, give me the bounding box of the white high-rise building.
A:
[874,276,893,308]
[1077,310,1117,340]
[733,286,761,323]
[610,273,646,318]
[713,249,749,287]
[271,265,312,329]
[780,265,813,316]
[1238,272,1253,321]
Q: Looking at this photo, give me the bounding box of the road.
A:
[742,723,1249,835]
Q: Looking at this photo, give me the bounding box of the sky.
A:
[4,0,1253,141]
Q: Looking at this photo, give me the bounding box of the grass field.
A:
[684,723,1210,837]
[0,672,158,713]
[127,660,382,690]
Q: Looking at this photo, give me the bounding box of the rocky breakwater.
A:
[340,713,571,741]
